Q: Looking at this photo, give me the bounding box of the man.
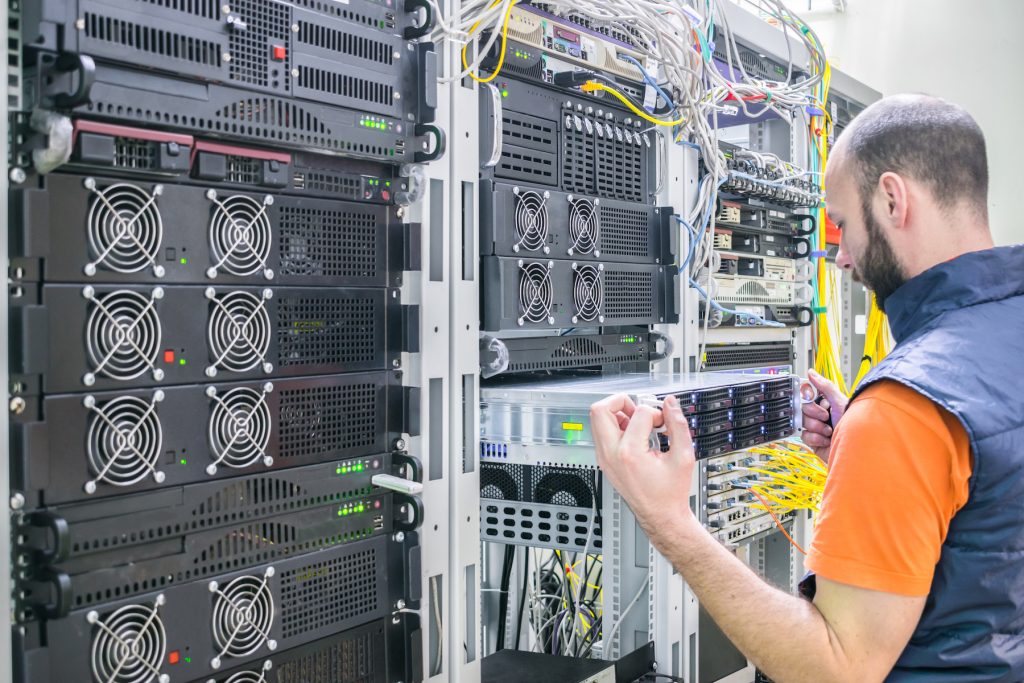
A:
[591,94,1024,682]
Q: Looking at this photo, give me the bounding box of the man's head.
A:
[825,94,993,310]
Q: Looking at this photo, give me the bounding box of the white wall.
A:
[802,0,1024,247]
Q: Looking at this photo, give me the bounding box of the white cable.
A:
[604,574,649,654]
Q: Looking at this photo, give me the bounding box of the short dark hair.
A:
[840,94,989,220]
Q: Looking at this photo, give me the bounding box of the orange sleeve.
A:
[805,380,972,597]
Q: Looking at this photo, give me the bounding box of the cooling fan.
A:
[88,596,170,683]
[516,260,554,326]
[84,391,166,494]
[512,187,550,254]
[84,177,165,278]
[531,467,596,508]
[206,190,274,280]
[206,288,273,377]
[205,384,274,475]
[209,567,277,670]
[572,263,604,323]
[83,287,165,385]
[219,661,273,683]
[567,196,600,257]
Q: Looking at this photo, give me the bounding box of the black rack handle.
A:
[414,124,446,163]
[53,53,96,108]
[394,453,423,483]
[394,493,424,532]
[795,212,817,236]
[791,237,812,258]
[793,306,815,327]
[29,568,73,619]
[22,510,71,565]
[404,0,435,40]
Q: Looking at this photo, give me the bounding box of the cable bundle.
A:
[852,294,892,390]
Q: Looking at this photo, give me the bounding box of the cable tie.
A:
[810,305,827,314]
[805,106,824,117]
[810,250,827,258]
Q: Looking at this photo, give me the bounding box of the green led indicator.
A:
[180,458,187,465]
[179,358,186,365]
[502,89,509,97]
[184,658,191,664]
[179,257,187,265]
[385,181,391,187]
[338,509,343,517]
[336,466,342,474]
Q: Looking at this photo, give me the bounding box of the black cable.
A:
[496,545,515,651]
[513,548,529,650]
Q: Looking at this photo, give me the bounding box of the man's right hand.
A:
[801,369,849,462]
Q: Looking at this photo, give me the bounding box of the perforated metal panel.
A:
[278,382,381,457]
[278,206,380,279]
[703,343,793,370]
[271,622,386,683]
[83,12,223,67]
[280,546,381,638]
[603,270,654,318]
[481,499,602,552]
[599,204,650,258]
[275,295,381,367]
[229,0,292,90]
[297,22,394,66]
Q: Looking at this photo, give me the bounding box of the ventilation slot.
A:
[562,115,593,195]
[497,147,556,185]
[113,137,157,170]
[300,171,361,199]
[501,113,556,151]
[275,624,383,683]
[84,13,222,66]
[704,344,793,370]
[277,383,380,458]
[290,0,389,28]
[275,296,380,367]
[481,463,524,501]
[604,271,654,318]
[217,98,328,134]
[298,66,394,106]
[599,205,649,258]
[279,207,380,278]
[297,22,393,65]
[225,156,262,185]
[280,548,380,638]
[136,0,220,19]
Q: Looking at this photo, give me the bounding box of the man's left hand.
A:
[590,394,696,531]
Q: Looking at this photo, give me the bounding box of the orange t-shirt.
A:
[805,380,973,597]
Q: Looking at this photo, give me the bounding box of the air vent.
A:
[217,98,328,135]
[296,22,393,66]
[562,114,594,194]
[512,188,549,253]
[298,171,361,198]
[137,0,219,19]
[84,287,164,384]
[277,382,380,458]
[273,625,383,683]
[206,289,273,376]
[298,66,394,107]
[598,205,649,258]
[228,0,290,89]
[498,146,556,185]
[501,113,556,151]
[84,392,165,493]
[280,548,379,638]
[278,206,379,278]
[531,466,597,508]
[603,271,654,318]
[517,261,554,325]
[223,662,273,683]
[84,13,222,67]
[88,597,168,683]
[275,296,379,367]
[704,343,793,370]
[481,463,524,500]
[113,138,157,170]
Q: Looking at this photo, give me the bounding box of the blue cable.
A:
[618,54,675,114]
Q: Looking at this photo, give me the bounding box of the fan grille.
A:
[85,393,164,492]
[84,288,163,383]
[88,599,168,683]
[207,385,273,474]
[568,197,599,256]
[207,290,272,375]
[517,262,553,325]
[210,571,276,665]
[85,179,164,276]
[512,189,548,253]
[207,192,274,279]
[224,664,272,683]
[572,264,603,322]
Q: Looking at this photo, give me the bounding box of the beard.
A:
[850,206,907,311]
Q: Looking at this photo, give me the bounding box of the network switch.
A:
[480,331,657,377]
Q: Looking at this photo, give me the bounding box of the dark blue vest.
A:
[849,245,1024,681]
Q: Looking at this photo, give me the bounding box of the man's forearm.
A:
[647,515,852,683]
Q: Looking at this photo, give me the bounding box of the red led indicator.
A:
[374,500,382,509]
[163,350,175,364]
[272,45,286,61]
[168,651,180,665]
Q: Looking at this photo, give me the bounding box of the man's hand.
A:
[590,394,694,531]
[801,369,849,462]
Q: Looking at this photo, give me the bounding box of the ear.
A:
[877,171,910,229]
